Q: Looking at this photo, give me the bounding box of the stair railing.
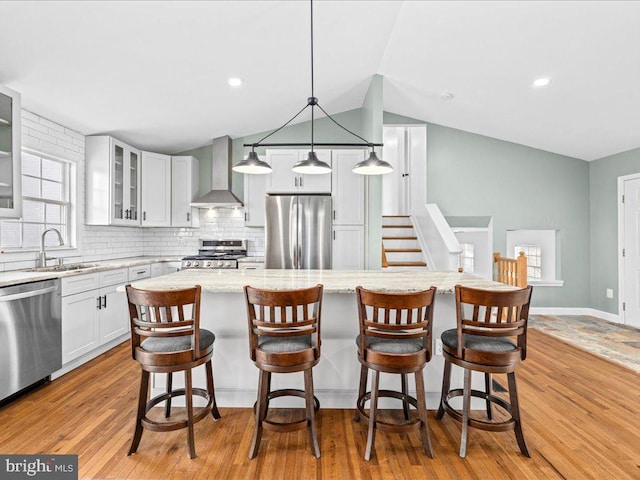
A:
[493,251,528,287]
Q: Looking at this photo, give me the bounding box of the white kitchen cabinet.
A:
[61,268,129,364]
[331,149,366,225]
[244,170,268,227]
[129,264,151,280]
[171,155,199,227]
[238,261,265,270]
[332,225,365,270]
[141,151,171,226]
[86,136,141,226]
[0,85,21,218]
[265,149,331,194]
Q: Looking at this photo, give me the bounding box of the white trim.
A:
[528,279,564,287]
[530,307,622,324]
[617,172,640,326]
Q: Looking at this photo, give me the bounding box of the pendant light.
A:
[233,0,392,176]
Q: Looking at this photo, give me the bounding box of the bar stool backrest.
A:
[126,285,202,362]
[455,285,533,363]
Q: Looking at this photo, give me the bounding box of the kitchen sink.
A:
[26,263,100,273]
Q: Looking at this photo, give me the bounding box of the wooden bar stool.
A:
[436,284,533,457]
[125,285,221,459]
[243,284,323,459]
[354,286,437,461]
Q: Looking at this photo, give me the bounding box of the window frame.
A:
[506,229,563,287]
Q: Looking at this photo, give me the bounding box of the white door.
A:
[623,176,640,327]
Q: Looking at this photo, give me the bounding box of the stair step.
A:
[382,225,413,228]
[387,261,428,267]
[382,215,410,218]
[385,248,422,253]
[382,236,417,240]
[381,215,412,226]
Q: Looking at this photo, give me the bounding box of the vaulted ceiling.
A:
[0,1,638,160]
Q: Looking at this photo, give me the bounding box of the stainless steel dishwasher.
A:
[0,279,62,403]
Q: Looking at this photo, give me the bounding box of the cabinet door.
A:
[0,85,21,218]
[61,290,99,364]
[171,156,199,227]
[266,150,298,193]
[110,139,128,225]
[332,225,365,270]
[141,151,172,226]
[244,171,267,227]
[127,148,141,223]
[98,284,129,344]
[298,150,332,193]
[331,150,365,225]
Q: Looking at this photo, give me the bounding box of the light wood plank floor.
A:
[1,330,639,480]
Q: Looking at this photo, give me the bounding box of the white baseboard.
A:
[529,307,622,324]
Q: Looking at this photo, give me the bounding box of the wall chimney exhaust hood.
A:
[191,135,243,208]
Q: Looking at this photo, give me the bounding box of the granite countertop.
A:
[127,268,514,294]
[0,256,182,288]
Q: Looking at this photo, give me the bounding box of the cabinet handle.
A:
[244,212,248,221]
[143,211,146,221]
[333,231,336,240]
[299,176,303,187]
[96,297,102,310]
[120,208,123,219]
[187,212,190,222]
[333,210,336,220]
[137,270,146,275]
[294,177,298,187]
[102,295,107,309]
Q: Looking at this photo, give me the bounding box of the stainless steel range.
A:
[181,239,247,269]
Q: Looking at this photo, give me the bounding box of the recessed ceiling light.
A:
[533,77,551,87]
[228,77,243,87]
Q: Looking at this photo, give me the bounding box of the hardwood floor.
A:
[1,330,639,479]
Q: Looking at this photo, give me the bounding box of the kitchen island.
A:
[128,269,514,408]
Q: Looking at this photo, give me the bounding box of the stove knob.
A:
[193,261,199,268]
[206,261,212,267]
[217,261,224,267]
[225,261,232,267]
[185,261,191,267]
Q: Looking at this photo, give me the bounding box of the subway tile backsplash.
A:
[0,110,264,272]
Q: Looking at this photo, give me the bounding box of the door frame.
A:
[617,172,640,324]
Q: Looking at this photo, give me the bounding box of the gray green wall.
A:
[174,143,213,197]
[426,123,590,308]
[589,147,640,314]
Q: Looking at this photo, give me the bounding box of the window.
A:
[514,244,541,281]
[0,151,72,249]
[506,229,563,286]
[460,242,475,273]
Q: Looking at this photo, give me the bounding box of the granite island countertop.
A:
[127,268,514,294]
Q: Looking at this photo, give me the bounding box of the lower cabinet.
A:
[61,269,128,365]
[332,225,365,270]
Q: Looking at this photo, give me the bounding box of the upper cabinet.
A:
[244,170,267,227]
[0,85,22,218]
[86,136,141,226]
[171,155,199,227]
[266,149,332,194]
[141,151,171,227]
[331,149,365,225]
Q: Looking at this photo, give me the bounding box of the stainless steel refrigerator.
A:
[265,194,332,269]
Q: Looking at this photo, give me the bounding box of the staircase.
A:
[382,215,427,268]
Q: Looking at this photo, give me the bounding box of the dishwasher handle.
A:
[0,286,58,302]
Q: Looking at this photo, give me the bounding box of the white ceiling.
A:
[0,1,638,160]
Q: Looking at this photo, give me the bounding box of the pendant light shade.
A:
[232,151,272,174]
[352,151,393,175]
[292,151,332,174]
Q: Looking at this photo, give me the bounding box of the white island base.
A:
[127,269,514,409]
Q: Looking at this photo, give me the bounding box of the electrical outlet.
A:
[435,339,443,356]
[606,288,614,299]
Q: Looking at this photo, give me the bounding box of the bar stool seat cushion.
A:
[441,328,516,353]
[259,334,312,353]
[356,334,424,354]
[141,329,216,353]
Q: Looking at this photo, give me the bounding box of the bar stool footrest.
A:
[442,388,516,432]
[141,387,213,432]
[257,388,320,432]
[357,389,421,432]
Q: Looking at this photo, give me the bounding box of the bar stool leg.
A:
[415,368,434,458]
[460,368,472,458]
[507,371,530,457]
[484,373,493,420]
[354,364,368,422]
[304,368,320,458]
[249,370,269,459]
[205,360,221,420]
[364,370,380,461]
[436,359,452,420]
[128,369,149,456]
[164,372,173,418]
[401,374,410,421]
[185,369,196,459]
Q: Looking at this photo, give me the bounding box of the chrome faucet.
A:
[38,228,64,268]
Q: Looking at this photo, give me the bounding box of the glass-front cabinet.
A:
[0,85,22,218]
[85,135,141,226]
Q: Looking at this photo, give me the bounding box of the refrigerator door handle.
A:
[291,198,298,269]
